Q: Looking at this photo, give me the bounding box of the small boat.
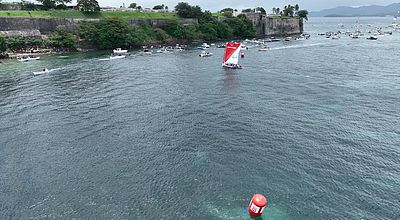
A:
[331,35,340,39]
[19,56,40,62]
[197,43,210,50]
[100,54,126,61]
[258,45,269,51]
[284,37,292,41]
[113,48,128,54]
[58,55,69,59]
[33,68,49,76]
[366,36,378,40]
[350,33,360,39]
[109,55,126,60]
[199,51,213,57]
[156,48,169,53]
[222,42,242,69]
[143,48,152,54]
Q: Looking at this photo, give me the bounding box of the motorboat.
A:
[284,37,292,41]
[100,54,126,61]
[113,48,128,54]
[197,43,210,50]
[331,35,340,39]
[19,56,40,62]
[143,48,152,54]
[33,68,49,76]
[109,55,126,60]
[199,51,213,57]
[258,45,269,51]
[157,48,169,53]
[366,36,378,40]
[350,33,360,38]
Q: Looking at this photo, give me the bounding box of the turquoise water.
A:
[0,17,399,219]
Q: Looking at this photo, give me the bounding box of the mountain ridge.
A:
[310,3,400,17]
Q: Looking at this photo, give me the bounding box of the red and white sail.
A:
[223,42,241,66]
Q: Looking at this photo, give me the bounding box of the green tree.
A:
[223,11,233,18]
[0,36,6,54]
[153,4,164,10]
[297,10,308,21]
[191,5,203,18]
[77,0,100,12]
[294,4,299,13]
[36,0,71,10]
[256,7,266,15]
[175,2,192,18]
[37,0,56,10]
[220,8,233,13]
[128,2,136,8]
[224,14,256,38]
[242,8,252,13]
[48,25,76,50]
[79,18,130,49]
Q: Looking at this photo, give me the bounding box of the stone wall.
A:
[265,17,303,36]
[0,4,22,11]
[246,12,303,36]
[0,17,197,36]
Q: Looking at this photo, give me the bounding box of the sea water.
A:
[0,17,399,219]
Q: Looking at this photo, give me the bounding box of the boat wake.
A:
[269,43,326,51]
[33,68,61,76]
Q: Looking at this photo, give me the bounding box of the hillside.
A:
[0,10,178,20]
[310,3,400,17]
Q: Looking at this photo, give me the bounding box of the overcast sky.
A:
[8,0,399,11]
[93,0,399,11]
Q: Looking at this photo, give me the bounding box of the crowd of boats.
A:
[318,21,398,40]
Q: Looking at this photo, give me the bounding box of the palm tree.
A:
[272,7,276,15]
[295,4,299,13]
[276,8,280,16]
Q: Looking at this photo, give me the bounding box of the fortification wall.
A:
[246,13,303,36]
[0,17,197,36]
[265,17,303,36]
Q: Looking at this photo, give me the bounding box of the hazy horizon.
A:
[3,0,400,12]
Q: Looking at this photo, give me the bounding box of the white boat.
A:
[222,42,242,69]
[350,33,360,38]
[199,51,213,57]
[109,55,126,60]
[33,68,49,76]
[157,48,169,53]
[258,45,269,51]
[284,37,292,41]
[331,35,340,39]
[143,48,152,54]
[113,48,128,54]
[197,43,210,50]
[100,54,126,61]
[19,56,40,62]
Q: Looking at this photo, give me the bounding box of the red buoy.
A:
[248,194,267,217]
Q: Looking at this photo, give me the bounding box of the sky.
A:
[5,0,400,12]
[94,0,399,11]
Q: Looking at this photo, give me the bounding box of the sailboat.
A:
[222,42,242,69]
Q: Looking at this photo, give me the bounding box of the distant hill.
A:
[310,3,400,17]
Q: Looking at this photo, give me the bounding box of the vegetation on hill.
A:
[76,2,256,50]
[0,2,257,52]
[0,10,178,20]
